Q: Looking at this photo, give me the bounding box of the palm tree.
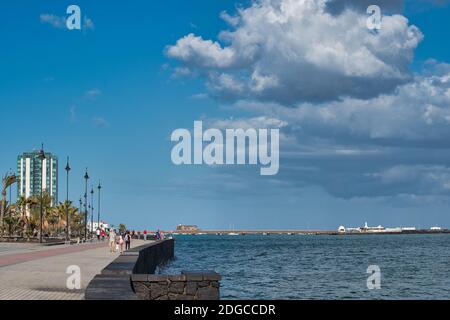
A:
[3,203,21,236]
[3,189,84,240]
[26,196,40,237]
[16,196,30,237]
[65,201,79,238]
[118,223,126,234]
[49,201,76,237]
[67,205,79,238]
[69,206,83,238]
[26,192,53,238]
[1,174,17,236]
[46,206,61,236]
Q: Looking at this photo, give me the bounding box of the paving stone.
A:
[0,240,147,300]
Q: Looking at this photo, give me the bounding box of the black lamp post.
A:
[8,169,12,205]
[88,203,91,237]
[78,197,82,237]
[38,144,46,244]
[97,182,102,231]
[90,187,94,239]
[84,169,89,241]
[65,157,71,242]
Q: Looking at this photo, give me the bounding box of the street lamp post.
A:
[79,198,82,238]
[88,203,91,238]
[90,187,94,239]
[84,169,89,241]
[38,144,46,244]
[8,169,12,205]
[97,182,101,231]
[65,157,71,242]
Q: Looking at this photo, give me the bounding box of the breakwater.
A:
[85,239,221,300]
[167,229,450,236]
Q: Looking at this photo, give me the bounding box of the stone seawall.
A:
[132,271,221,300]
[131,238,174,274]
[85,239,222,300]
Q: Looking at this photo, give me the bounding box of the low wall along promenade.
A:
[85,239,221,300]
[132,272,221,300]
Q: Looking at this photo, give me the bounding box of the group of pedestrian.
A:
[108,229,132,254]
[96,228,107,241]
[107,228,166,254]
[155,229,165,240]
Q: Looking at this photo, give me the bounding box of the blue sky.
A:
[1,0,450,231]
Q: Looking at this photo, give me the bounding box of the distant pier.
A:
[166,229,450,236]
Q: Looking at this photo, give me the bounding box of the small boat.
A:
[228,232,239,236]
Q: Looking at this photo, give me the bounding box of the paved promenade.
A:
[0,240,146,300]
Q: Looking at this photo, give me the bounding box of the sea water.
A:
[161,234,450,299]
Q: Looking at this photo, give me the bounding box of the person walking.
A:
[96,228,101,241]
[143,229,147,241]
[118,233,125,254]
[109,229,116,253]
[125,231,131,251]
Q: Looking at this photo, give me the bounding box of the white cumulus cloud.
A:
[166,0,423,103]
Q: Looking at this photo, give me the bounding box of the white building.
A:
[89,221,109,232]
[360,222,385,233]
